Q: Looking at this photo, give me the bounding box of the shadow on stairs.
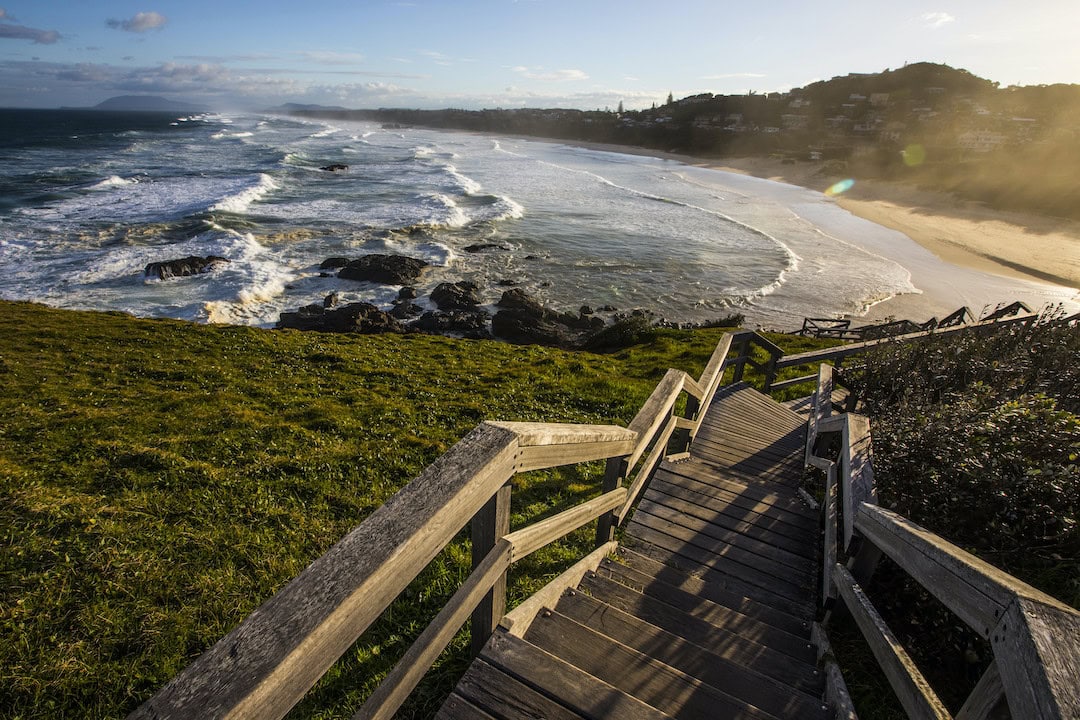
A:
[438,383,829,719]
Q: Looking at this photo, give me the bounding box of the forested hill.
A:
[288,62,1080,220]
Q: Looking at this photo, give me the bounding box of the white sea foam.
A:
[211,130,254,140]
[210,173,279,214]
[445,164,484,195]
[419,193,469,228]
[89,175,139,190]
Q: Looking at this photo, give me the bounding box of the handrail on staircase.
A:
[806,363,1080,720]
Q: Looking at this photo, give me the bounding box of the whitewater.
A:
[0,108,924,329]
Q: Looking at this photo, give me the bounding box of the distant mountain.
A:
[92,95,211,112]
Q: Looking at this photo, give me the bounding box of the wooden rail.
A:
[129,330,745,720]
[806,363,1080,720]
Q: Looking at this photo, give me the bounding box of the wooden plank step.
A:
[644,477,819,544]
[622,526,813,607]
[633,498,816,576]
[525,609,782,720]
[619,539,815,620]
[659,459,810,511]
[689,429,805,462]
[436,693,498,720]
[578,574,816,663]
[669,456,812,498]
[682,437,804,467]
[479,630,672,720]
[686,436,805,470]
[681,446,805,482]
[652,467,817,527]
[696,411,804,438]
[450,658,586,720]
[572,579,819,693]
[703,396,806,433]
[555,590,828,719]
[695,410,805,438]
[601,552,810,636]
[709,384,807,424]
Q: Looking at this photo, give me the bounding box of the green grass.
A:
[0,301,836,719]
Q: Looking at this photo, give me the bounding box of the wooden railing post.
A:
[595,456,628,545]
[731,336,749,383]
[762,349,780,394]
[470,482,511,656]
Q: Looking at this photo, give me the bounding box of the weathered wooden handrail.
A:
[808,363,1080,720]
[778,311,1036,370]
[132,327,750,720]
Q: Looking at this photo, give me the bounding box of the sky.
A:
[1,0,1078,110]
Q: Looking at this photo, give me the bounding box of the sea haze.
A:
[0,108,920,328]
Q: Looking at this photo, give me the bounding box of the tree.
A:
[666,92,674,105]
[617,100,624,114]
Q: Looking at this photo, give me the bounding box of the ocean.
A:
[0,108,924,330]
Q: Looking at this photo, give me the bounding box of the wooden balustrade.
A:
[807,362,1080,720]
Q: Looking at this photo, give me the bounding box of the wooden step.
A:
[597,555,810,637]
[649,470,818,533]
[525,608,785,720]
[623,522,814,604]
[619,537,816,619]
[637,485,817,561]
[630,503,816,585]
[577,574,816,664]
[477,629,672,719]
[554,590,828,718]
[448,658,586,720]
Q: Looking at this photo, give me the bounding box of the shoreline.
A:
[542,139,1080,289]
[512,136,1080,324]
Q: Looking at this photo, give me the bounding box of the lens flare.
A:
[825,178,855,196]
[902,144,926,166]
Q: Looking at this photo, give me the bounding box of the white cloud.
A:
[106,12,167,33]
[512,66,589,82]
[298,51,367,66]
[921,12,955,29]
[0,21,60,44]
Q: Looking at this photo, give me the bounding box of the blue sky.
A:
[1,1,1077,109]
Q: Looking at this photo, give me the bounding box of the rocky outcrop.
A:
[491,289,602,347]
[274,284,647,349]
[430,281,482,310]
[411,310,491,339]
[337,254,429,285]
[276,302,401,334]
[144,255,229,280]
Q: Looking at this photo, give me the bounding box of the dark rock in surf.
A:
[496,288,544,314]
[431,281,482,310]
[390,301,423,320]
[492,309,574,347]
[464,243,509,253]
[320,164,348,172]
[337,254,429,285]
[144,255,229,280]
[398,286,418,301]
[319,257,350,269]
[276,302,401,334]
[410,310,491,339]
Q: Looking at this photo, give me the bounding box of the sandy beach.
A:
[540,138,1080,323]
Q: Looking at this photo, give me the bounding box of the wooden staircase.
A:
[439,384,828,719]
